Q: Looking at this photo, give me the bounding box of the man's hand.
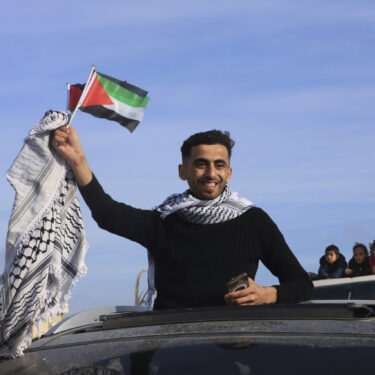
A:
[224,278,277,306]
[53,125,92,186]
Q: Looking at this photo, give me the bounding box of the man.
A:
[53,127,313,309]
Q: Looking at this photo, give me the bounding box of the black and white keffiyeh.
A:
[144,186,254,306]
[0,111,89,357]
[156,185,254,224]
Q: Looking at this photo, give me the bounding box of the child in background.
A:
[318,244,347,279]
[344,243,371,277]
[369,240,375,274]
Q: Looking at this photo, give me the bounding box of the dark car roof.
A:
[1,304,375,374]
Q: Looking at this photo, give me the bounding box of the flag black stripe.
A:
[81,106,140,133]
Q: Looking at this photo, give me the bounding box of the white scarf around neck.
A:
[155,185,254,224]
[145,185,254,307]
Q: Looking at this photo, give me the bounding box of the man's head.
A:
[180,130,235,160]
[325,244,339,264]
[179,130,234,200]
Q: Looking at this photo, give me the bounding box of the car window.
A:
[312,281,375,300]
[56,342,375,375]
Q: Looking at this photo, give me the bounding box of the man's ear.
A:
[226,166,233,183]
[178,164,187,181]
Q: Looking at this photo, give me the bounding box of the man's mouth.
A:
[200,180,218,191]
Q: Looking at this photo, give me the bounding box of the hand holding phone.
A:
[227,272,249,293]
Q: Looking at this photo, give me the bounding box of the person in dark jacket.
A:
[344,243,371,277]
[369,240,375,274]
[318,244,347,279]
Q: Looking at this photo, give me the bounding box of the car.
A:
[311,274,375,304]
[0,301,374,374]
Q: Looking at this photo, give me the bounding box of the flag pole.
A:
[66,64,96,127]
[66,82,71,112]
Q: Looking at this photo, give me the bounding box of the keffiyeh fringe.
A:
[0,111,89,357]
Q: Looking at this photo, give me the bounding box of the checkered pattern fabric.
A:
[0,111,88,357]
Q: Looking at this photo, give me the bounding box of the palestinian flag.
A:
[68,71,150,133]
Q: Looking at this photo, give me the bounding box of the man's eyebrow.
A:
[193,158,209,164]
[214,159,228,165]
[192,158,228,165]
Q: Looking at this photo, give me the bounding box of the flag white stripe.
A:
[103,96,145,121]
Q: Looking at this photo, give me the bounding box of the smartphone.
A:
[227,272,249,292]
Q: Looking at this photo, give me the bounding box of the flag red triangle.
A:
[81,75,114,107]
[68,84,84,110]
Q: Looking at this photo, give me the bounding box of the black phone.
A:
[227,272,249,292]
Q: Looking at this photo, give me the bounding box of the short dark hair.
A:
[353,242,368,255]
[180,130,235,160]
[325,244,339,255]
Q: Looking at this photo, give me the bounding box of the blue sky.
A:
[1,0,374,314]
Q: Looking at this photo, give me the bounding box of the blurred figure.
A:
[369,240,375,275]
[344,243,371,277]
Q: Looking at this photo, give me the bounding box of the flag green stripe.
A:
[97,74,150,109]
[105,95,145,121]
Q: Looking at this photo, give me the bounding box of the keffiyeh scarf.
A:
[145,186,254,306]
[0,111,89,357]
[156,185,254,224]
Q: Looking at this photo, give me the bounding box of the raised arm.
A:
[53,125,93,186]
[53,125,158,248]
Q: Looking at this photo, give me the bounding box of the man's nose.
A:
[205,164,216,178]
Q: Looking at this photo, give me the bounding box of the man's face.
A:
[179,144,232,200]
[325,250,338,264]
[353,248,367,264]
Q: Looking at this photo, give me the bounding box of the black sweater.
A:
[79,175,313,309]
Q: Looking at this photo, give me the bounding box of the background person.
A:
[318,244,347,279]
[369,240,375,275]
[344,243,371,277]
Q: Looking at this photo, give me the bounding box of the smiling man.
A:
[53,127,313,309]
[178,143,232,200]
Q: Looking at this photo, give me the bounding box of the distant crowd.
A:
[308,240,375,280]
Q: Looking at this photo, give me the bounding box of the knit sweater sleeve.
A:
[253,208,313,303]
[78,173,158,249]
